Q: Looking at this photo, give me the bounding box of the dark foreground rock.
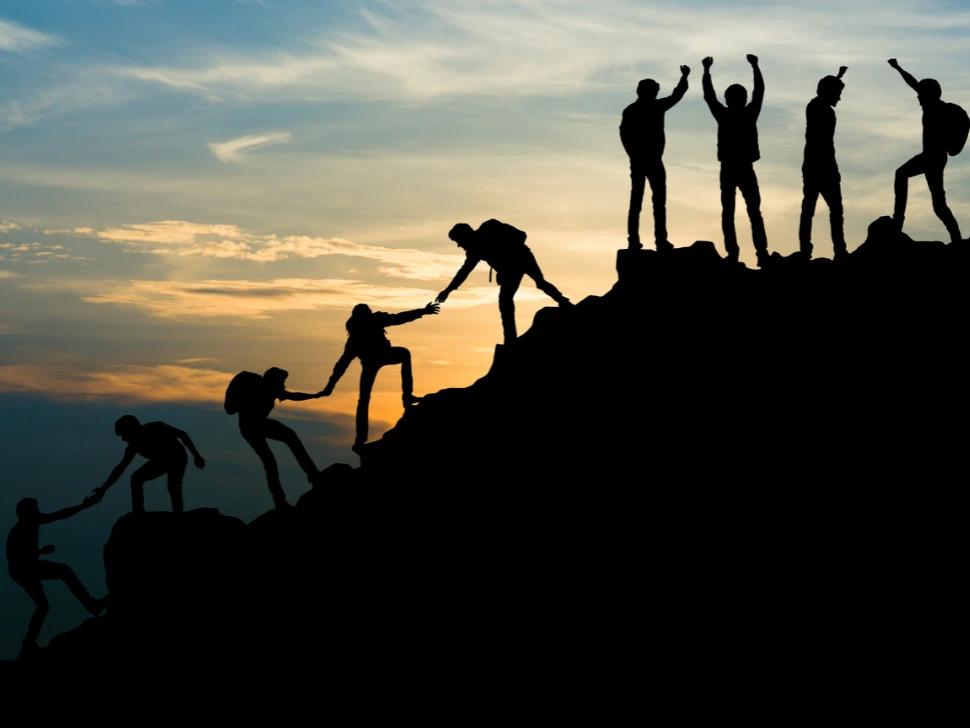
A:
[5,222,966,699]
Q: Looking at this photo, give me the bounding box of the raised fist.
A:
[680,65,690,77]
[888,59,899,69]
[702,57,713,69]
[747,54,759,65]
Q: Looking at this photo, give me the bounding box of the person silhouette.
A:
[620,65,690,251]
[91,415,205,513]
[322,302,440,451]
[437,220,572,345]
[702,55,771,267]
[888,59,963,243]
[799,67,848,260]
[227,367,324,509]
[7,494,108,661]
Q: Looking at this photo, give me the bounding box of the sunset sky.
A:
[2,0,969,656]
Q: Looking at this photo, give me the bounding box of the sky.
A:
[2,0,970,657]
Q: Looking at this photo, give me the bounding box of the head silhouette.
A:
[347,303,373,336]
[725,84,748,109]
[917,78,942,106]
[636,79,660,100]
[263,367,288,391]
[16,498,39,521]
[817,76,845,106]
[448,223,475,249]
[114,414,141,442]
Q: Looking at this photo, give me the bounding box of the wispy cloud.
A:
[0,241,89,264]
[0,270,20,279]
[44,227,95,235]
[208,132,292,163]
[0,18,59,54]
[0,222,21,233]
[78,278,543,319]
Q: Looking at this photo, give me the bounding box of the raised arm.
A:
[888,59,919,92]
[322,340,357,395]
[659,66,690,110]
[701,57,723,117]
[748,54,764,117]
[383,302,440,327]
[174,428,205,469]
[436,256,479,303]
[92,446,137,501]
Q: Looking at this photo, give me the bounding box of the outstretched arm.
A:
[280,389,324,402]
[92,447,137,501]
[748,54,765,116]
[40,496,97,525]
[175,429,205,469]
[888,59,919,92]
[701,57,722,116]
[436,257,479,303]
[659,66,690,110]
[384,302,440,326]
[322,341,357,396]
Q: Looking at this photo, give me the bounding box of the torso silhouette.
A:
[804,97,836,167]
[620,99,673,159]
[462,219,527,272]
[241,380,280,420]
[922,101,948,155]
[712,104,761,163]
[6,520,38,579]
[127,422,186,460]
[347,312,421,362]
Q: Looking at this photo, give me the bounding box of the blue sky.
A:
[3,0,970,657]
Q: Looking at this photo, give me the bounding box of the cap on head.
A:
[263,367,288,384]
[114,414,140,437]
[817,75,845,99]
[16,498,39,519]
[448,223,474,245]
[917,78,942,103]
[637,79,660,100]
[725,84,748,108]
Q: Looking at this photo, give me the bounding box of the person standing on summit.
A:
[888,59,965,243]
[702,55,771,267]
[437,220,572,345]
[799,67,849,260]
[620,65,691,251]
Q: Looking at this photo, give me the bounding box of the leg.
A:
[37,561,100,614]
[645,159,669,248]
[355,365,380,445]
[627,160,646,248]
[818,171,846,256]
[738,165,768,257]
[894,154,925,228]
[521,251,570,306]
[497,269,524,345]
[17,578,49,651]
[720,165,740,261]
[242,425,287,505]
[799,171,821,256]
[383,347,414,403]
[130,460,169,514]
[166,451,187,513]
[925,160,962,243]
[263,418,318,478]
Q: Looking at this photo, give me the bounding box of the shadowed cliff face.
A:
[4,221,966,694]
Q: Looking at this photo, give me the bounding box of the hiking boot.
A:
[558,298,574,308]
[403,394,422,407]
[17,640,39,661]
[656,239,674,252]
[627,236,643,250]
[351,441,366,455]
[91,596,109,617]
[756,251,771,269]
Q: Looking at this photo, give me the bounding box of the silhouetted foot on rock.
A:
[756,251,772,269]
[17,640,39,661]
[273,499,294,511]
[403,394,422,407]
[558,298,574,308]
[91,596,110,617]
[656,239,674,252]
[627,236,643,250]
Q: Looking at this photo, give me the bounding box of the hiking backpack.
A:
[224,371,263,415]
[476,219,528,282]
[944,102,970,156]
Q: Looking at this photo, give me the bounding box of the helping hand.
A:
[680,65,690,77]
[39,545,55,556]
[194,456,206,470]
[746,54,759,65]
[318,385,334,398]
[90,488,105,504]
[425,302,441,315]
[702,57,713,69]
[436,290,450,304]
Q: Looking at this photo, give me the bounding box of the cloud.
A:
[0,18,59,54]
[89,220,465,278]
[79,278,542,319]
[174,357,218,364]
[0,221,21,233]
[0,270,19,278]
[44,227,95,235]
[0,241,89,263]
[208,132,291,163]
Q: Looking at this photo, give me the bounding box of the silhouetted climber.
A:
[224,367,323,509]
[800,67,848,260]
[620,65,690,251]
[702,55,771,267]
[91,415,205,513]
[7,494,107,660]
[322,302,440,451]
[437,220,572,345]
[888,59,968,243]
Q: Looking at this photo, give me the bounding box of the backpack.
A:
[476,219,528,283]
[944,102,970,156]
[224,371,263,415]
